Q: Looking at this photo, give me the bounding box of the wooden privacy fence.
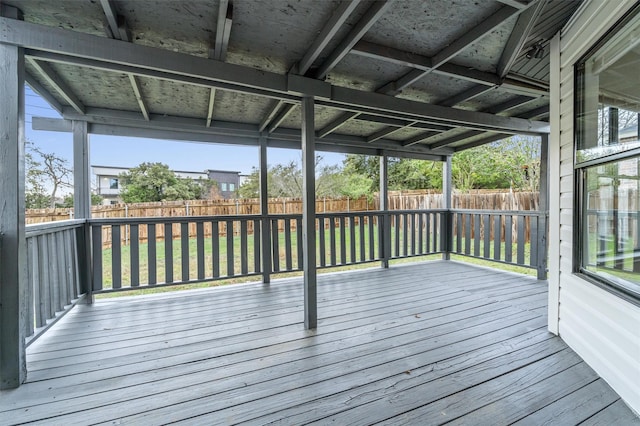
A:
[27,191,539,238]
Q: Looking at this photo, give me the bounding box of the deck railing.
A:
[25,208,547,303]
[450,209,547,278]
[90,215,265,292]
[24,219,89,345]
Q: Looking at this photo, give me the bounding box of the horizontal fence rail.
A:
[25,219,87,345]
[450,209,546,274]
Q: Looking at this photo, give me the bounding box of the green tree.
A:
[119,162,212,203]
[58,193,104,208]
[342,155,442,191]
[237,156,352,199]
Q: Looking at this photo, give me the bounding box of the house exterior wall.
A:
[207,170,240,199]
[550,0,640,413]
[92,166,211,204]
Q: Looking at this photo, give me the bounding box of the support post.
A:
[0,39,27,389]
[301,96,317,329]
[442,155,453,260]
[72,120,93,303]
[72,120,91,217]
[259,133,271,284]
[548,33,560,334]
[537,134,549,280]
[380,154,390,268]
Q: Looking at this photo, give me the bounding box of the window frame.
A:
[573,5,640,305]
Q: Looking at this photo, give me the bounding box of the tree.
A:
[237,156,351,199]
[342,155,442,191]
[58,193,104,208]
[119,162,213,203]
[25,143,73,208]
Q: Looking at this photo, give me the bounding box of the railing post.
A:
[537,134,549,280]
[76,222,93,303]
[442,155,453,259]
[380,154,390,268]
[259,133,271,284]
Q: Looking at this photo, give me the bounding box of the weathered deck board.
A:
[0,260,637,425]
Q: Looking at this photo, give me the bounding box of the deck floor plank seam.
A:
[1,261,636,426]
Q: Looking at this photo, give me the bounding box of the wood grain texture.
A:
[0,261,636,424]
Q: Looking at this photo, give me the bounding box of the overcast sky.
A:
[25,86,346,180]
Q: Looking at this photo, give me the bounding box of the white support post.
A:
[301,96,317,329]
[442,155,453,260]
[259,133,271,284]
[380,154,390,268]
[0,39,27,389]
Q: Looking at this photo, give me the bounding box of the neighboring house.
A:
[92,165,239,204]
[206,169,241,199]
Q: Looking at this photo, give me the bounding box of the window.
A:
[576,8,640,301]
[221,182,228,191]
[109,178,119,189]
[229,183,235,191]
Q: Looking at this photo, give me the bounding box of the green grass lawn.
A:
[96,224,536,298]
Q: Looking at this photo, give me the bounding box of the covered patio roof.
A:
[1,0,579,159]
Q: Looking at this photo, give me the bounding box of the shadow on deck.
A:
[1,260,638,425]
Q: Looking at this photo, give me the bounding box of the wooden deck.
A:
[1,260,638,425]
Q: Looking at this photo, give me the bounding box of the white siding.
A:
[550,0,640,413]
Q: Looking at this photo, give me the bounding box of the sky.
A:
[25,86,346,183]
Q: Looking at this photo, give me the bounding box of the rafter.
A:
[438,85,495,108]
[495,0,528,9]
[319,3,539,139]
[440,105,550,151]
[298,0,360,75]
[260,1,359,132]
[206,1,233,127]
[498,0,546,77]
[259,100,284,132]
[402,95,536,147]
[128,74,149,120]
[350,40,547,97]
[24,72,63,115]
[99,0,131,42]
[375,85,493,147]
[100,0,151,121]
[314,0,393,79]
[3,18,548,137]
[213,0,233,61]
[26,58,85,114]
[268,104,296,133]
[317,112,360,138]
[206,89,216,127]
[382,5,525,95]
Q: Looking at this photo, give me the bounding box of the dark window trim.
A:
[573,4,640,303]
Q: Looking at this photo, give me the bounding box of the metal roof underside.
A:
[2,0,582,160]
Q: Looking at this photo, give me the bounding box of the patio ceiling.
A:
[2,0,581,159]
